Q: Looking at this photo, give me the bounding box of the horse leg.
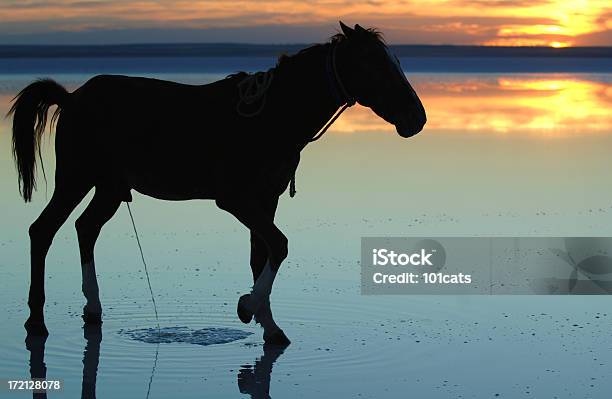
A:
[215,198,288,324]
[26,184,90,336]
[251,232,290,345]
[75,187,121,324]
[248,196,290,344]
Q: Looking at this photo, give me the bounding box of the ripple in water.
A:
[119,326,253,345]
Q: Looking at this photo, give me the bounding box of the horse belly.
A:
[128,174,216,201]
[117,140,220,201]
[122,154,219,201]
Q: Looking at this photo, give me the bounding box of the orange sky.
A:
[0,0,610,46]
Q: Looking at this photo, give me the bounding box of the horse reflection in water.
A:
[25,334,47,399]
[24,329,286,399]
[10,22,426,344]
[25,325,102,399]
[238,345,287,399]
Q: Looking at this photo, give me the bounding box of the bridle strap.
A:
[309,43,355,143]
[330,43,356,107]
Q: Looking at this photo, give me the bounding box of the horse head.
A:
[336,21,427,138]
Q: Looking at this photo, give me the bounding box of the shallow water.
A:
[119,327,253,346]
[1,63,612,398]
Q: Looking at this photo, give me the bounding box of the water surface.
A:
[1,62,611,398]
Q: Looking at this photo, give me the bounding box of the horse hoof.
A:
[24,318,49,337]
[82,309,103,325]
[264,329,291,346]
[237,294,254,324]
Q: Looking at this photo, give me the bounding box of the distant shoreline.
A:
[1,44,610,59]
[1,44,610,74]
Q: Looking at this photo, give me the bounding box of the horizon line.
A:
[0,43,610,48]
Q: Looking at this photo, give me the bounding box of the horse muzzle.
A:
[395,114,425,138]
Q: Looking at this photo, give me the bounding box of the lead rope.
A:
[125,202,160,399]
[292,42,355,196]
[126,202,160,334]
[308,103,351,142]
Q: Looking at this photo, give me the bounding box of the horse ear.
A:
[354,24,367,35]
[339,21,355,38]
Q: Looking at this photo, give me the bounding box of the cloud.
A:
[465,0,552,7]
[0,0,609,45]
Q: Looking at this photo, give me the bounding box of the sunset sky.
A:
[0,0,610,46]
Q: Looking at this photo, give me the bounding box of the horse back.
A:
[57,74,294,201]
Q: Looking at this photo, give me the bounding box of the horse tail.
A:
[7,79,69,202]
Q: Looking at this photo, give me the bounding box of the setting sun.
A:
[550,42,569,48]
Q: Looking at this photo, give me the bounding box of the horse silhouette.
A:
[9,22,426,344]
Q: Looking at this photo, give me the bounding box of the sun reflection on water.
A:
[333,75,611,137]
[0,75,610,139]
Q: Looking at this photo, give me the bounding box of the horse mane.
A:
[226,27,385,79]
[276,27,385,66]
[329,27,385,45]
